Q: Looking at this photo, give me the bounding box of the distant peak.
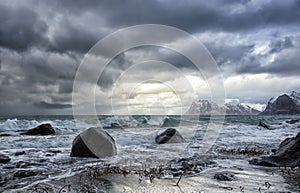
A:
[260,91,300,115]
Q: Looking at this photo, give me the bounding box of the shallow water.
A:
[0,115,299,192]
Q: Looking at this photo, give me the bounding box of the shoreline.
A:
[8,158,298,193]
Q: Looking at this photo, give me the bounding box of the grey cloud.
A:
[207,43,255,67]
[35,101,72,109]
[0,0,300,114]
[98,46,197,90]
[0,3,48,51]
[47,18,100,54]
[269,37,294,53]
[52,0,300,32]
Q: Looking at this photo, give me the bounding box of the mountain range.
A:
[186,91,300,115]
[186,100,260,115]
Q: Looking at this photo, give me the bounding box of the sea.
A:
[0,115,299,192]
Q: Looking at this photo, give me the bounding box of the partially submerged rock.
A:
[286,119,299,124]
[24,123,55,135]
[250,132,300,167]
[70,127,117,158]
[13,170,37,178]
[258,121,272,130]
[0,154,10,164]
[214,172,236,181]
[155,128,185,144]
[103,122,123,129]
[161,117,180,127]
[15,151,25,156]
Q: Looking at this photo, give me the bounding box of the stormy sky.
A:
[0,0,300,115]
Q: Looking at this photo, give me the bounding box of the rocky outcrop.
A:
[155,128,185,144]
[70,127,117,158]
[186,100,260,115]
[260,91,300,115]
[250,132,300,167]
[0,154,10,164]
[24,123,55,135]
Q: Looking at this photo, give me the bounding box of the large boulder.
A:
[24,123,55,135]
[250,132,300,167]
[70,127,117,158]
[155,128,185,144]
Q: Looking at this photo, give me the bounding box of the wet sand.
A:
[12,159,299,193]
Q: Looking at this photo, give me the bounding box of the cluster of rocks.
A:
[0,124,56,165]
[165,154,216,178]
[70,127,186,158]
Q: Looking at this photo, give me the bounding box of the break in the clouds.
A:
[0,0,299,115]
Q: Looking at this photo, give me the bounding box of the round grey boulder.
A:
[70,127,117,158]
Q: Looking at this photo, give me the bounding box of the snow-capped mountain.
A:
[186,100,260,115]
[260,91,300,115]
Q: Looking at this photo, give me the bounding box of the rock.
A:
[214,172,236,181]
[103,122,123,129]
[286,119,299,124]
[15,151,25,156]
[258,121,272,130]
[260,91,300,115]
[48,149,61,154]
[161,117,180,127]
[15,161,40,168]
[250,132,300,167]
[0,133,12,137]
[155,128,186,144]
[0,154,10,164]
[13,170,37,178]
[24,123,55,135]
[249,157,295,167]
[70,127,117,158]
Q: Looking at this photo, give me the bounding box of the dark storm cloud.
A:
[269,37,294,53]
[1,0,299,54]
[47,18,99,54]
[35,101,72,109]
[0,0,300,114]
[98,46,197,90]
[207,43,255,67]
[0,3,47,52]
[232,35,300,77]
[47,0,300,32]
